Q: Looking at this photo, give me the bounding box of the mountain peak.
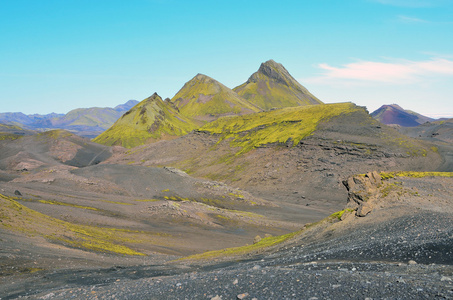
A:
[234,60,322,110]
[170,74,259,122]
[371,104,434,127]
[144,92,163,102]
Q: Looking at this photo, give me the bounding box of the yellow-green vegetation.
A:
[0,194,144,255]
[170,74,259,121]
[134,199,160,202]
[0,123,23,131]
[0,133,22,141]
[99,199,134,205]
[380,171,453,180]
[233,60,322,110]
[379,132,430,157]
[94,93,198,148]
[200,102,361,154]
[180,230,302,261]
[380,182,405,198]
[38,199,98,211]
[37,129,73,140]
[179,207,355,261]
[329,209,354,220]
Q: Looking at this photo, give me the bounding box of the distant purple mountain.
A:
[371,104,435,127]
[0,100,139,138]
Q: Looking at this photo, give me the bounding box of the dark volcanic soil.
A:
[1,174,452,299]
[0,116,452,299]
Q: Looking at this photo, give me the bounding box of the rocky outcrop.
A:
[343,171,381,217]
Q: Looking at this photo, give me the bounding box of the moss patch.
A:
[0,194,145,255]
[179,230,302,261]
[380,171,453,180]
[200,103,361,155]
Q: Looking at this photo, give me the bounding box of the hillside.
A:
[398,118,453,144]
[103,102,442,213]
[170,74,260,122]
[234,59,322,110]
[93,93,198,148]
[371,104,434,127]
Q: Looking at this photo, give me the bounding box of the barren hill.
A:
[371,104,434,127]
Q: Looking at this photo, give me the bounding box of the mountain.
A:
[0,100,139,138]
[233,59,323,110]
[170,73,260,123]
[105,102,441,209]
[93,93,198,148]
[371,104,434,127]
[114,100,139,112]
[0,112,64,128]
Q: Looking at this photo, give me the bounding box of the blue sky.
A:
[1,0,452,117]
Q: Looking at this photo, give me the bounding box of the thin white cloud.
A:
[371,0,451,7]
[397,15,429,23]
[306,58,453,85]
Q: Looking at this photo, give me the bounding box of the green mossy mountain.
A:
[170,74,260,123]
[93,93,197,148]
[200,102,360,155]
[234,60,323,110]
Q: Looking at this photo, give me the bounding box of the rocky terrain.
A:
[0,60,452,299]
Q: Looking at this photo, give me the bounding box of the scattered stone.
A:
[14,190,22,196]
[264,233,272,238]
[237,292,249,299]
[253,235,262,244]
[441,276,452,282]
[357,202,373,217]
[252,265,261,270]
[211,296,222,300]
[233,279,238,285]
[408,260,417,265]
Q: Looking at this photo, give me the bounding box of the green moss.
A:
[0,133,23,141]
[179,229,302,261]
[170,74,259,121]
[0,194,145,255]
[94,94,198,148]
[37,130,72,140]
[200,103,361,155]
[329,209,354,220]
[99,200,134,205]
[134,199,160,202]
[233,63,322,110]
[380,171,453,180]
[37,199,98,210]
[381,182,404,198]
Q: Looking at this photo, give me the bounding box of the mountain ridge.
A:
[0,100,139,138]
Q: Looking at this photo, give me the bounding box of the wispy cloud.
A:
[305,58,453,85]
[371,0,450,8]
[397,15,429,23]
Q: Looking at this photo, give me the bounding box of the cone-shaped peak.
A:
[251,59,296,86]
[170,73,260,122]
[234,60,323,110]
[144,92,163,102]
